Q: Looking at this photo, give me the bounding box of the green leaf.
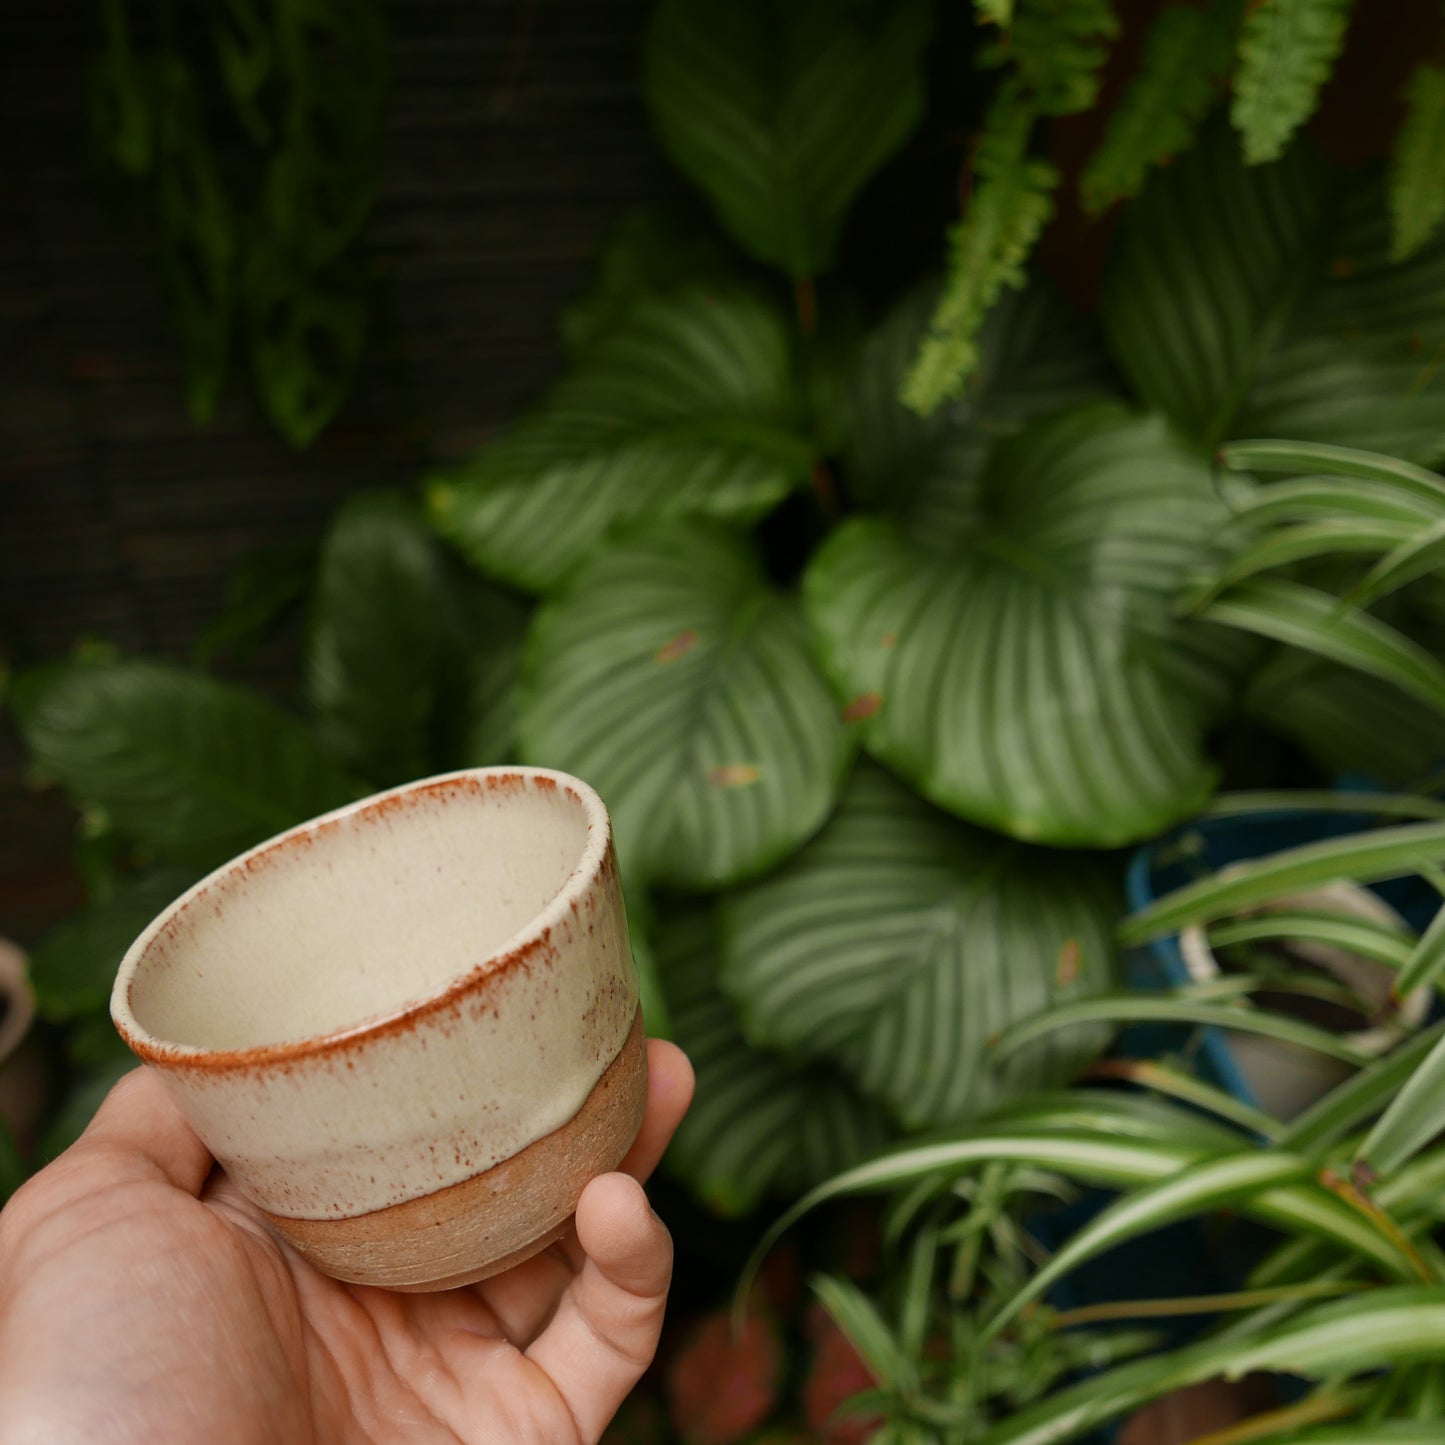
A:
[265,0,385,267]
[12,660,362,870]
[1207,791,1445,823]
[978,1288,1445,1445]
[805,405,1246,846]
[1106,123,1445,464]
[1348,517,1445,612]
[308,491,448,785]
[28,869,198,1019]
[1187,520,1415,608]
[1208,909,1416,973]
[244,243,368,448]
[1201,578,1445,717]
[1359,1027,1445,1179]
[1228,478,1442,530]
[518,520,850,889]
[900,87,1060,414]
[433,574,531,770]
[1390,65,1445,262]
[991,991,1372,1067]
[642,0,933,278]
[1080,1,1240,213]
[981,0,1120,118]
[984,1151,1316,1340]
[847,279,1114,531]
[427,287,813,593]
[1273,1429,1445,1443]
[560,209,745,357]
[1391,891,1445,1001]
[1219,439,1445,501]
[1245,654,1445,787]
[1283,1020,1445,1154]
[153,63,234,424]
[811,1274,916,1394]
[719,764,1119,1128]
[1122,819,1445,944]
[1231,0,1354,165]
[659,906,892,1216]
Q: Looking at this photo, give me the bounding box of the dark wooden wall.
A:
[0,0,673,943]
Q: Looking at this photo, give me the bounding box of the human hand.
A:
[0,1039,693,1445]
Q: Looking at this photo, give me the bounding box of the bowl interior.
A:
[122,772,597,1052]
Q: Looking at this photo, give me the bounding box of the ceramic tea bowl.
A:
[110,767,646,1291]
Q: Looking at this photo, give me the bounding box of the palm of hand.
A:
[0,1042,692,1445]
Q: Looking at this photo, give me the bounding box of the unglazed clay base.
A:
[262,1008,649,1291]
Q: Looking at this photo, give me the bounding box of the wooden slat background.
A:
[0,0,673,943]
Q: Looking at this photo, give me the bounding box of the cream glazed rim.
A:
[109,765,614,1072]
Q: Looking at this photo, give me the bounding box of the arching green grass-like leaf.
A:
[1245,654,1445,787]
[642,0,933,279]
[658,907,892,1216]
[983,1151,1316,1340]
[307,490,449,786]
[1219,439,1445,500]
[518,520,850,890]
[978,1289,1445,1445]
[992,991,1371,1067]
[1283,1021,1445,1154]
[427,288,813,593]
[1081,0,1240,213]
[1106,124,1445,464]
[720,764,1118,1128]
[1390,65,1445,262]
[805,405,1245,846]
[1230,0,1354,165]
[1348,518,1445,611]
[1122,820,1445,944]
[11,660,362,870]
[1359,1028,1445,1180]
[1201,578,1445,716]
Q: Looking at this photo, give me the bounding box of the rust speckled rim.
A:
[110,766,613,1075]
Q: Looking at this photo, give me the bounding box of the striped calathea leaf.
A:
[426,285,814,594]
[642,0,933,279]
[517,519,851,891]
[655,905,892,1216]
[1105,117,1445,466]
[807,374,1251,846]
[719,763,1120,1129]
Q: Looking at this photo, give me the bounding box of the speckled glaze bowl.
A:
[110,767,645,1292]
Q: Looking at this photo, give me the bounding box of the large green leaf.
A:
[1390,64,1445,263]
[517,520,851,890]
[307,490,449,785]
[12,660,362,870]
[426,287,813,593]
[848,280,1115,532]
[642,0,932,279]
[28,868,198,1019]
[805,405,1245,846]
[719,764,1119,1128]
[658,906,892,1216]
[1105,121,1445,464]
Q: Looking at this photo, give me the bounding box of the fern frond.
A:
[986,0,1120,116]
[1230,0,1354,165]
[901,90,1058,415]
[1081,0,1241,214]
[975,0,1014,25]
[1390,63,1445,262]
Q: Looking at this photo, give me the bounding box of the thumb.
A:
[525,1173,672,1442]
